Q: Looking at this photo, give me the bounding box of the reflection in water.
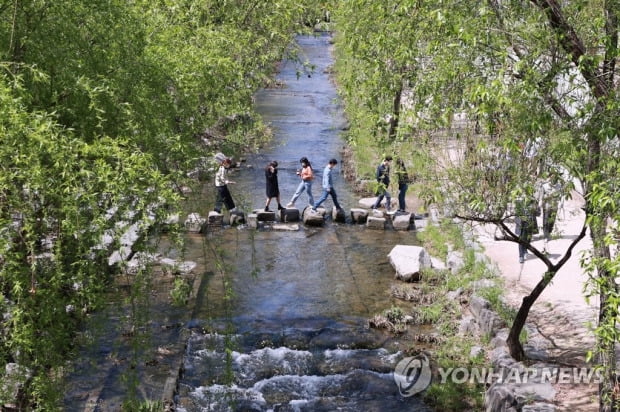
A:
[176,33,430,411]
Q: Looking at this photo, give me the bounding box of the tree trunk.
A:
[590,222,619,412]
[387,82,402,140]
[506,271,555,360]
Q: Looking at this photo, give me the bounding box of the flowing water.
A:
[174,33,431,412]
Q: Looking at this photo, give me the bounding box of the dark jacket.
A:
[265,168,280,197]
[376,163,390,187]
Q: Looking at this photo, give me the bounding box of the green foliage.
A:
[0,0,324,408]
[408,223,496,410]
[122,399,164,412]
[384,305,405,323]
[0,75,181,409]
[416,219,465,260]
[333,1,620,406]
[170,276,192,307]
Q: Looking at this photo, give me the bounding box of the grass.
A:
[348,138,512,410]
[398,218,512,411]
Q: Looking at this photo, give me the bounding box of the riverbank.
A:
[340,142,598,409]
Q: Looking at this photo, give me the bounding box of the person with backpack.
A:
[371,155,394,213]
[395,157,410,212]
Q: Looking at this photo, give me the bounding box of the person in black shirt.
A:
[371,156,393,213]
[264,161,284,211]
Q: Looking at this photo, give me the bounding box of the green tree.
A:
[0,74,181,408]
[332,0,620,409]
[0,0,325,408]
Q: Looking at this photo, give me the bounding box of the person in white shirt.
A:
[213,153,236,213]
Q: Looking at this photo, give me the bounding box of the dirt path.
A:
[473,191,599,410]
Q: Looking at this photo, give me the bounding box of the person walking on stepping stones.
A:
[287,157,314,208]
[213,152,237,214]
[395,157,410,212]
[264,161,284,211]
[371,155,394,213]
[312,158,343,212]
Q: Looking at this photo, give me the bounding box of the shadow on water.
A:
[175,33,432,411]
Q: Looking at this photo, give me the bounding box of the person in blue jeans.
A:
[287,157,314,208]
[395,157,410,212]
[312,158,342,211]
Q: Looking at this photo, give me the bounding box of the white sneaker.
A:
[286,202,294,208]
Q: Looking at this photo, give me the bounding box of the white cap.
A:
[214,152,227,163]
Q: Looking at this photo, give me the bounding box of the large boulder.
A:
[446,250,465,272]
[469,296,504,336]
[387,245,432,281]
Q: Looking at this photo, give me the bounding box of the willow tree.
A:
[333,1,620,409]
[0,0,319,178]
[0,0,327,408]
[0,73,181,408]
[331,1,426,175]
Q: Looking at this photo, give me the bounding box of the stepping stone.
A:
[366,216,386,230]
[371,209,385,218]
[185,212,206,233]
[280,208,300,223]
[332,207,346,223]
[253,209,277,222]
[272,223,299,231]
[207,211,223,227]
[350,208,368,224]
[359,197,398,210]
[302,207,325,226]
[392,213,412,231]
[229,210,245,226]
[247,213,258,229]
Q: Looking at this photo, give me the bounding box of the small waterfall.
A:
[176,323,431,411]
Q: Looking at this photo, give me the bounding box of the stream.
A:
[62,33,432,412]
[174,33,431,412]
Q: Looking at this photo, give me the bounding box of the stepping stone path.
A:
[200,196,422,231]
